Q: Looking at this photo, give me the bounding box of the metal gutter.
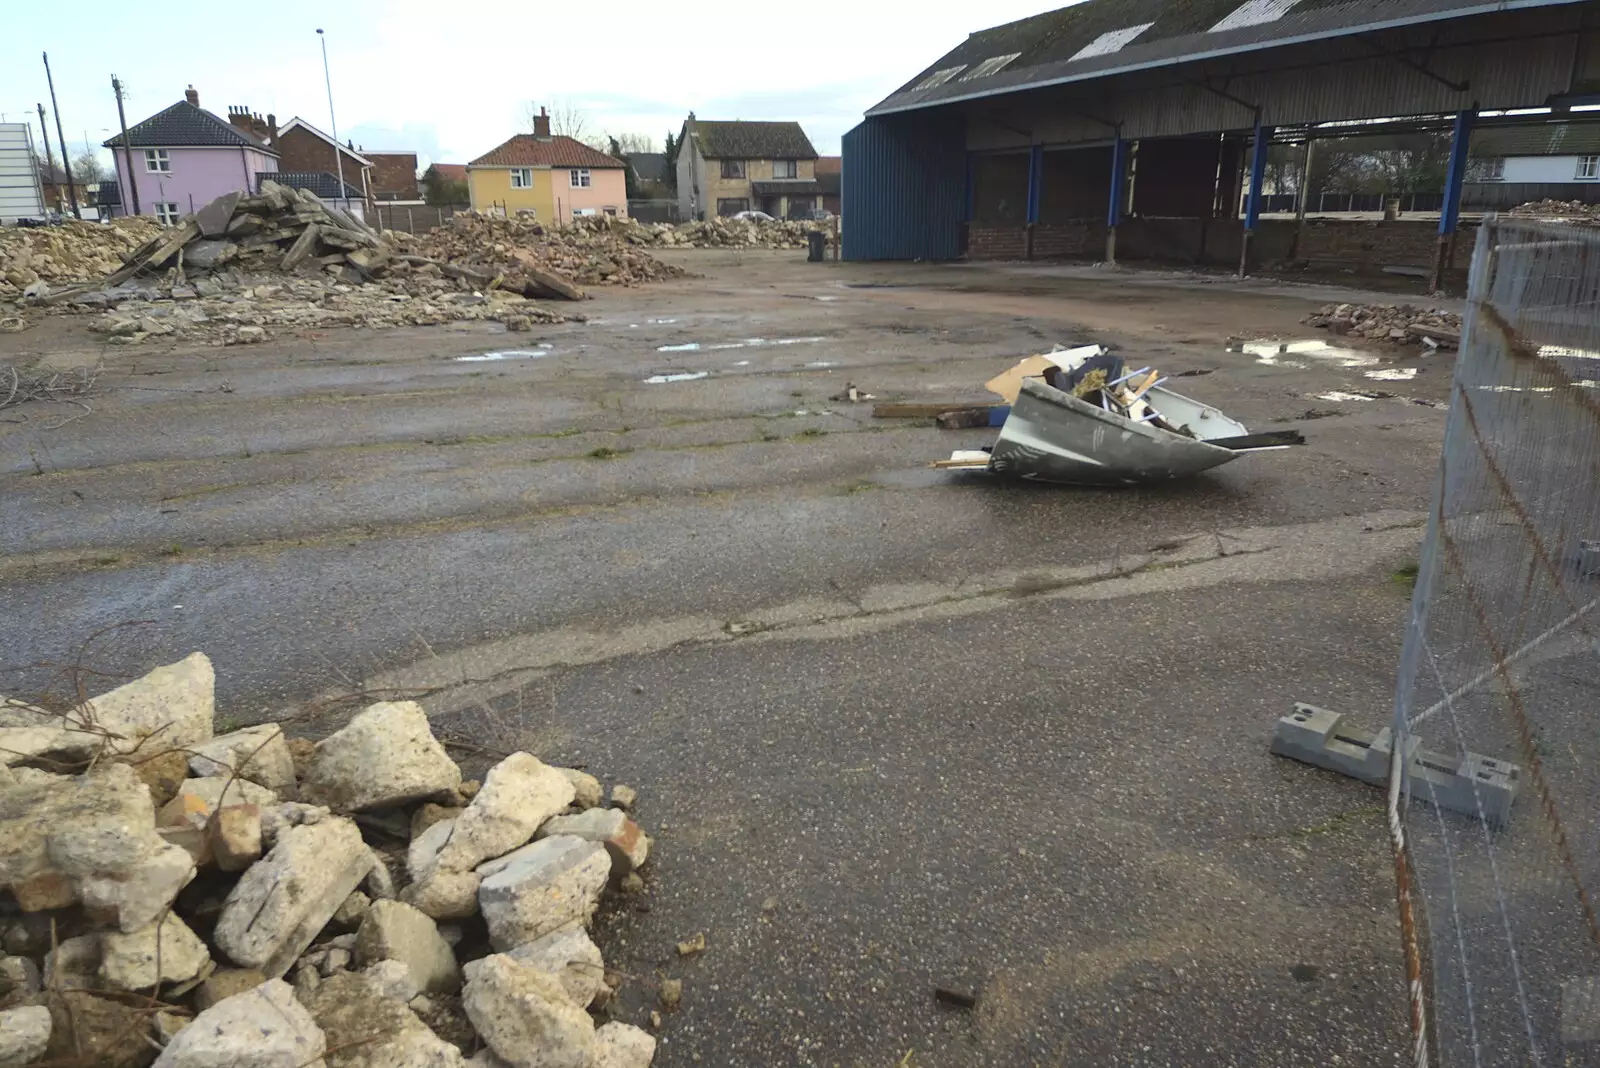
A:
[866,0,1587,117]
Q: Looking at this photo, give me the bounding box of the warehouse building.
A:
[842,0,1600,284]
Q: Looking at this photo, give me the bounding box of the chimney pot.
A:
[185,85,199,106]
[533,106,551,140]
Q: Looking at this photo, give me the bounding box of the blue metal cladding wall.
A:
[842,115,966,261]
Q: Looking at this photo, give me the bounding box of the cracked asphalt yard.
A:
[1,250,1455,1065]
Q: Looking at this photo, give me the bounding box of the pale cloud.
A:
[5,0,1061,169]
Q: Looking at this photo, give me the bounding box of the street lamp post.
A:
[316,29,349,216]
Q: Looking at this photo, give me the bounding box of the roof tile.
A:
[104,100,274,151]
[469,135,623,169]
[690,121,817,160]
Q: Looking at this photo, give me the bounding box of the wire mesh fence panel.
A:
[1391,217,1600,1067]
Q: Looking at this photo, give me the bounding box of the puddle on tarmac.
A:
[733,360,751,366]
[454,347,552,362]
[656,337,824,354]
[648,318,680,324]
[1365,367,1418,381]
[644,371,709,384]
[806,361,839,368]
[1316,390,1392,402]
[1235,339,1377,368]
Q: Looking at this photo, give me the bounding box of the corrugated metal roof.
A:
[104,101,275,151]
[1472,122,1600,157]
[872,0,1587,116]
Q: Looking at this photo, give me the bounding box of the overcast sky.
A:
[5,0,1056,170]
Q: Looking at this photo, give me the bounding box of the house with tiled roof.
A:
[103,85,278,224]
[675,114,820,220]
[467,108,627,222]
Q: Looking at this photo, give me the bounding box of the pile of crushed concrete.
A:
[400,214,685,289]
[560,214,821,250]
[1302,302,1462,347]
[1508,199,1600,222]
[0,653,659,1068]
[0,218,165,295]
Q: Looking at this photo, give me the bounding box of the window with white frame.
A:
[153,202,181,225]
[509,168,533,189]
[1479,157,1506,181]
[1579,155,1599,180]
[144,148,170,173]
[570,169,591,188]
[772,159,797,179]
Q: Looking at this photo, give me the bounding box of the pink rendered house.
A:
[103,85,278,224]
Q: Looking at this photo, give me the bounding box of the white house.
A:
[1468,122,1600,186]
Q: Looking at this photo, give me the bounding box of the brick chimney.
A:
[226,107,276,145]
[267,113,277,147]
[185,85,199,106]
[533,106,551,140]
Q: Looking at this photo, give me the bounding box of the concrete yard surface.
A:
[0,249,1452,1065]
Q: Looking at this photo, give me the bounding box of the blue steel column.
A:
[1105,130,1126,264]
[1025,143,1043,258]
[1238,114,1274,277]
[1433,108,1476,291]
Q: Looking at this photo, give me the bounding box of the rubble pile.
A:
[644,215,819,249]
[0,653,661,1068]
[1508,199,1600,222]
[0,217,164,296]
[1302,302,1462,347]
[401,213,685,288]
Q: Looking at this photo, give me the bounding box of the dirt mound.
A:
[1507,199,1600,222]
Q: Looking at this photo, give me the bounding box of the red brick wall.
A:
[966,225,1028,259]
[366,153,418,200]
[1032,221,1106,258]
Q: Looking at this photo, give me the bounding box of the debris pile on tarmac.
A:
[399,213,685,288]
[0,653,660,1068]
[641,215,819,249]
[1508,199,1600,222]
[1302,303,1462,347]
[0,217,164,296]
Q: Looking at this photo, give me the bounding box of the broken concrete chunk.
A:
[539,808,650,873]
[435,753,574,874]
[43,933,102,991]
[162,775,279,823]
[80,840,197,932]
[554,768,602,809]
[362,958,419,1002]
[100,914,211,991]
[0,723,102,768]
[411,802,462,840]
[152,978,324,1068]
[259,801,330,849]
[1,763,153,907]
[208,805,262,872]
[213,817,373,978]
[594,1022,657,1068]
[305,970,464,1068]
[300,702,461,813]
[464,927,604,1008]
[187,724,296,792]
[364,849,396,900]
[610,784,637,810]
[195,192,242,238]
[355,900,460,995]
[400,867,481,921]
[0,955,41,1010]
[332,890,371,928]
[194,967,266,1011]
[408,816,455,881]
[152,1009,190,1046]
[462,955,596,1068]
[477,837,610,951]
[83,652,215,754]
[118,749,191,806]
[0,1005,52,1067]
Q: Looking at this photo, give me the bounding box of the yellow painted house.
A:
[467,110,628,223]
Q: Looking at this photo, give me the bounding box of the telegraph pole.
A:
[41,52,80,219]
[111,75,139,216]
[35,104,59,213]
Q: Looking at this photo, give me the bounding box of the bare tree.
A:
[607,132,658,155]
[70,150,107,185]
[521,98,601,146]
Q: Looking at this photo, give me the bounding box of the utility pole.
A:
[111,75,139,216]
[35,103,59,214]
[41,52,80,219]
[316,29,349,215]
